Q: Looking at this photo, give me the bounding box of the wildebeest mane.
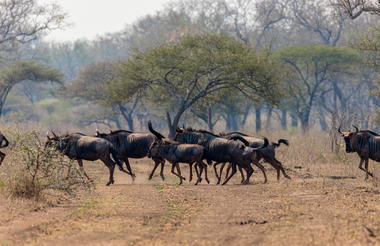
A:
[219,131,249,137]
[109,129,134,135]
[229,136,250,146]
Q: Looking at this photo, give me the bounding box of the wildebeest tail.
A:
[0,136,9,149]
[229,136,250,147]
[272,139,289,148]
[148,121,165,140]
[110,147,123,169]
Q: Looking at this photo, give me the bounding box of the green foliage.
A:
[274,45,360,71]
[105,33,280,111]
[0,61,63,86]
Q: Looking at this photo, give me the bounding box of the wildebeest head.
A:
[338,125,370,153]
[147,138,170,160]
[45,131,70,151]
[174,127,204,144]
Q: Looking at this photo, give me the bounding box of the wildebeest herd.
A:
[0,123,379,186]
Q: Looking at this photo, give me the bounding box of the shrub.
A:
[5,130,93,200]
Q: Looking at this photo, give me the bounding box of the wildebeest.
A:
[0,132,9,165]
[148,122,209,183]
[219,131,290,183]
[339,125,380,180]
[148,139,208,185]
[46,132,131,186]
[174,128,268,185]
[95,128,165,181]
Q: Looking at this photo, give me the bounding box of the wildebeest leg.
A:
[238,166,245,184]
[242,164,254,185]
[250,161,267,184]
[171,163,184,185]
[213,162,223,184]
[265,157,291,180]
[77,159,91,181]
[101,159,115,186]
[0,151,5,165]
[194,162,203,185]
[222,163,237,185]
[358,158,373,179]
[160,160,165,181]
[123,158,136,180]
[201,161,210,184]
[364,158,373,180]
[189,162,193,182]
[149,160,160,180]
[225,163,244,183]
[224,163,231,180]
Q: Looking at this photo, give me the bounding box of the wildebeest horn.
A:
[353,125,359,133]
[148,121,165,139]
[338,126,343,135]
[51,130,57,137]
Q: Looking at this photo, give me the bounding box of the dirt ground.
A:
[2,157,380,246]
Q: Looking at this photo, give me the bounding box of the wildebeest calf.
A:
[148,139,209,185]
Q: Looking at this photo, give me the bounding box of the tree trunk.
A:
[281,109,287,130]
[240,105,251,129]
[167,108,185,139]
[299,110,310,133]
[319,114,328,131]
[255,106,262,132]
[266,107,273,130]
[207,107,214,132]
[119,105,134,131]
[291,112,298,127]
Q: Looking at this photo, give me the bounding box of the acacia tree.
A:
[275,45,360,132]
[65,61,140,130]
[0,61,63,116]
[106,33,279,138]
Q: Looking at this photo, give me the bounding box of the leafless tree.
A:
[333,0,380,19]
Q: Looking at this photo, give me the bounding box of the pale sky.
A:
[41,0,173,42]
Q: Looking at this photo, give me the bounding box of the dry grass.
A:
[1,126,380,245]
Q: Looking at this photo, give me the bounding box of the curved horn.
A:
[148,121,165,139]
[51,130,57,137]
[353,125,359,133]
[338,126,343,135]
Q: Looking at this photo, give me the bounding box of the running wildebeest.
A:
[174,128,268,185]
[46,132,131,186]
[148,139,208,185]
[148,122,209,183]
[95,127,165,181]
[339,125,380,180]
[219,131,290,184]
[0,132,9,165]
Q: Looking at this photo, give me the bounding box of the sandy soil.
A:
[1,158,380,246]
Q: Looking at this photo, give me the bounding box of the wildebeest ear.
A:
[109,129,112,134]
[95,129,99,136]
[176,128,183,133]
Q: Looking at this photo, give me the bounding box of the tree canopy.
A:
[105,33,281,137]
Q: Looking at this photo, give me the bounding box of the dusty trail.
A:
[1,159,380,245]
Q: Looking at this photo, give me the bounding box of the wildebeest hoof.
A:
[206,179,210,184]
[285,175,291,179]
